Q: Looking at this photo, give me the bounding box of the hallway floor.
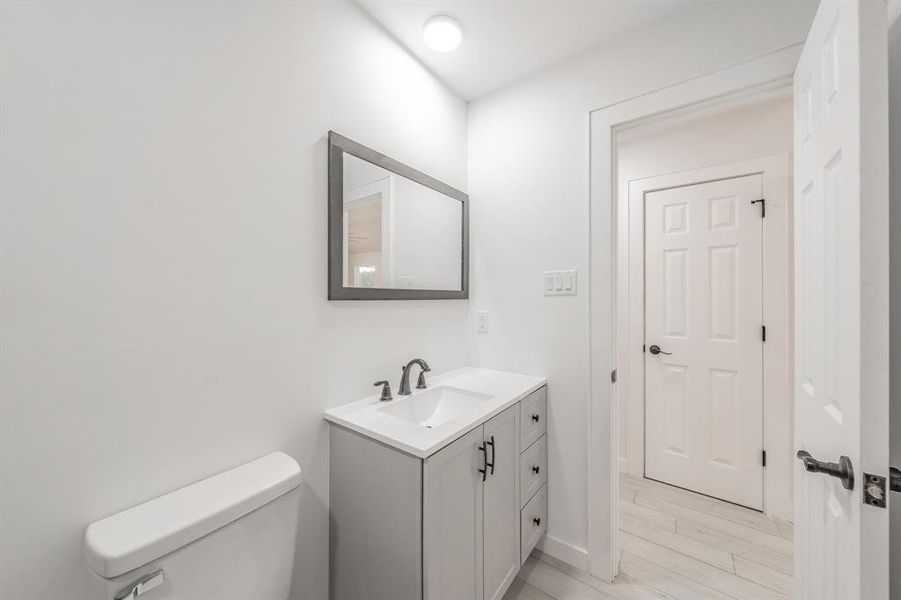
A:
[505,474,794,600]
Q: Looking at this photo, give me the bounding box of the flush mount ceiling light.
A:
[423,15,462,52]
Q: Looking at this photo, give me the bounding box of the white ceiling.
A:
[356,0,701,100]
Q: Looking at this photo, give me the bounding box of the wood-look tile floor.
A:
[505,474,794,600]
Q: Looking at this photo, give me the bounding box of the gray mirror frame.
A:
[328,131,469,300]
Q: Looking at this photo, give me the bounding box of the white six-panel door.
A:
[644,174,764,510]
[793,1,890,598]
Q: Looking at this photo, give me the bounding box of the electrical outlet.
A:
[543,270,577,296]
[475,310,489,334]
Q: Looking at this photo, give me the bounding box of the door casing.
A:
[589,3,889,587]
[588,47,801,580]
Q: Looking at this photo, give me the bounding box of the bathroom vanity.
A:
[324,368,547,600]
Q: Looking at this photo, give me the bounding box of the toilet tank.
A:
[84,452,301,600]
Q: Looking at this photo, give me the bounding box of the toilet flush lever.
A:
[114,570,164,600]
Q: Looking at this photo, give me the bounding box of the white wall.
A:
[343,154,392,190]
[391,177,463,290]
[467,2,815,561]
[0,2,467,599]
[616,94,793,188]
[615,93,793,475]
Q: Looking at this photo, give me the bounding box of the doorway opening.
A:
[612,89,795,598]
[585,4,890,594]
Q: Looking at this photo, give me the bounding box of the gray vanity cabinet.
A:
[329,388,546,600]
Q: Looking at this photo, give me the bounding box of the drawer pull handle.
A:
[531,414,540,422]
[532,466,540,474]
[533,517,541,526]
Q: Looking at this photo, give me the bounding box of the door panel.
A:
[793,1,889,598]
[482,405,520,600]
[645,174,764,509]
[423,427,484,600]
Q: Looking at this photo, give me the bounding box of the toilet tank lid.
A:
[84,452,301,579]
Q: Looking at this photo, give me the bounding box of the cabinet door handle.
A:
[532,465,540,474]
[485,435,495,475]
[531,414,540,422]
[533,517,541,526]
[478,443,487,482]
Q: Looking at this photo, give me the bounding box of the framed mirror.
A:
[328,131,469,300]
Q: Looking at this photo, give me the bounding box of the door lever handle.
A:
[648,344,672,356]
[796,450,855,490]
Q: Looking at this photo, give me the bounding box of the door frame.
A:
[620,155,793,520]
[587,44,802,580]
[343,175,394,287]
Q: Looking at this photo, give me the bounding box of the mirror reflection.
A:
[342,154,463,291]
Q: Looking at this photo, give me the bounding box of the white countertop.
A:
[323,367,546,458]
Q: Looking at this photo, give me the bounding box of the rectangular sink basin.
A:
[323,367,547,457]
[378,386,494,428]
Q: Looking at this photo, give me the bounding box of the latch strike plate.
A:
[863,473,887,508]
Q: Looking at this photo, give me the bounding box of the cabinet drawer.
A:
[520,435,547,507]
[519,387,547,449]
[520,484,547,565]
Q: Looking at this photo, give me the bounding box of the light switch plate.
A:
[475,310,489,334]
[543,270,577,296]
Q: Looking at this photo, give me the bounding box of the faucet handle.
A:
[374,380,393,402]
[416,370,428,390]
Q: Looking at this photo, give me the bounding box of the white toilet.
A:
[84,452,301,600]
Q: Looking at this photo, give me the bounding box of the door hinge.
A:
[762,325,767,342]
[762,450,767,467]
[611,369,617,383]
[751,198,766,218]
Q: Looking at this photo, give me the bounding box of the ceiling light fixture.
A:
[423,15,462,52]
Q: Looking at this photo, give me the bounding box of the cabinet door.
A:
[482,405,520,600]
[423,426,484,600]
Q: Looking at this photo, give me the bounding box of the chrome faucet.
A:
[399,358,431,395]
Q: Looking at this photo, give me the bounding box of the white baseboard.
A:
[535,534,589,572]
